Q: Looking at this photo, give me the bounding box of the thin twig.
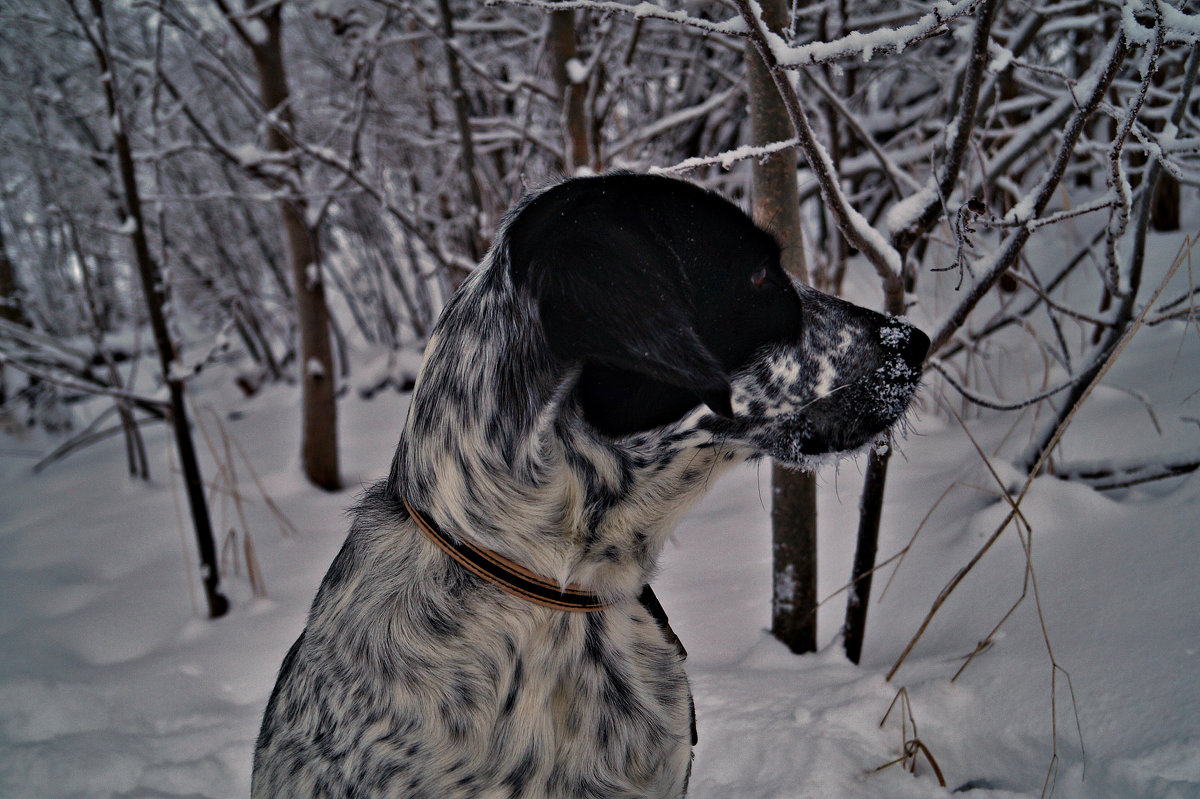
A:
[929,34,1129,355]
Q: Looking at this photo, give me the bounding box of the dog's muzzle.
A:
[711,306,929,467]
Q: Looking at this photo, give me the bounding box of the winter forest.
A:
[2,0,1200,796]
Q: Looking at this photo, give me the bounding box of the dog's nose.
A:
[884,323,930,368]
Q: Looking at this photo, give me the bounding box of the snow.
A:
[886,182,939,238]
[652,137,799,174]
[986,43,1014,74]
[228,143,274,169]
[242,18,269,48]
[565,57,588,85]
[765,0,978,66]
[3,232,1200,798]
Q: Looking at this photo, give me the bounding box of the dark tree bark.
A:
[842,446,890,664]
[435,0,486,259]
[547,8,591,172]
[747,0,817,656]
[222,0,341,491]
[74,0,228,618]
[0,223,20,327]
[0,219,23,406]
[844,0,1001,664]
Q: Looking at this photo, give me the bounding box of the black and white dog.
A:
[253,173,928,798]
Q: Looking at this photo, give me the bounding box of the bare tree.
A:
[0,220,22,408]
[214,0,341,491]
[67,0,228,618]
[546,7,592,171]
[745,0,819,656]
[9,0,1200,654]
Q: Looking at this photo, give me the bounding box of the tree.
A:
[68,0,228,618]
[0,220,22,407]
[546,7,591,172]
[7,0,1199,646]
[745,0,819,656]
[215,0,341,491]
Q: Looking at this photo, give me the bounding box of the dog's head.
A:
[507,173,928,466]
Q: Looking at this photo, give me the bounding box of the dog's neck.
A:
[392,266,745,601]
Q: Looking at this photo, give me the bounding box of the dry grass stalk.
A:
[874,687,947,787]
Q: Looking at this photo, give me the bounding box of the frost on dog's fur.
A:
[252,173,928,799]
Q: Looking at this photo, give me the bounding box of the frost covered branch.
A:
[0,352,168,412]
[889,0,1000,257]
[488,0,747,37]
[770,0,981,67]
[1104,0,1166,298]
[1054,451,1200,490]
[929,34,1129,355]
[1018,48,1200,471]
[733,0,903,296]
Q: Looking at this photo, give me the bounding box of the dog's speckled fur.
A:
[252,174,928,799]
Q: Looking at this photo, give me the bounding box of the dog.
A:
[252,173,929,798]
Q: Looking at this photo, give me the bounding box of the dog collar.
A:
[403,499,612,612]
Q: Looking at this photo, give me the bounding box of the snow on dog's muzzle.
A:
[707,290,929,469]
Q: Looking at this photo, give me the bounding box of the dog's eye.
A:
[750,267,772,289]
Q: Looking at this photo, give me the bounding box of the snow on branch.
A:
[650,138,798,175]
[767,0,982,67]
[732,0,903,290]
[488,0,747,37]
[929,34,1129,354]
[889,0,1000,256]
[0,353,169,411]
[1105,0,1166,298]
[1124,0,1200,45]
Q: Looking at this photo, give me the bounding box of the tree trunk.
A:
[547,9,590,172]
[435,0,486,259]
[0,219,23,406]
[1151,175,1179,231]
[241,0,341,491]
[842,447,889,664]
[747,0,817,656]
[843,285,906,664]
[79,0,228,618]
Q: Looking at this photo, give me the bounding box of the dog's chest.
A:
[347,602,692,799]
[461,607,692,798]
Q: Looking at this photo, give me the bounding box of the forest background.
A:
[2,0,1200,796]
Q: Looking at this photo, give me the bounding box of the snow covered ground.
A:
[2,230,1199,798]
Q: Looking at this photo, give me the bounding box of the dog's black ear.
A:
[508,188,733,423]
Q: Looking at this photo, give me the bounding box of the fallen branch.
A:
[1053,451,1200,490]
[0,354,169,411]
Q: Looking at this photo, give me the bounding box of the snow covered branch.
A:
[929,34,1129,355]
[488,0,747,37]
[773,0,982,67]
[1053,451,1200,490]
[733,0,903,298]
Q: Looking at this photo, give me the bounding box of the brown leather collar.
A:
[404,498,612,612]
